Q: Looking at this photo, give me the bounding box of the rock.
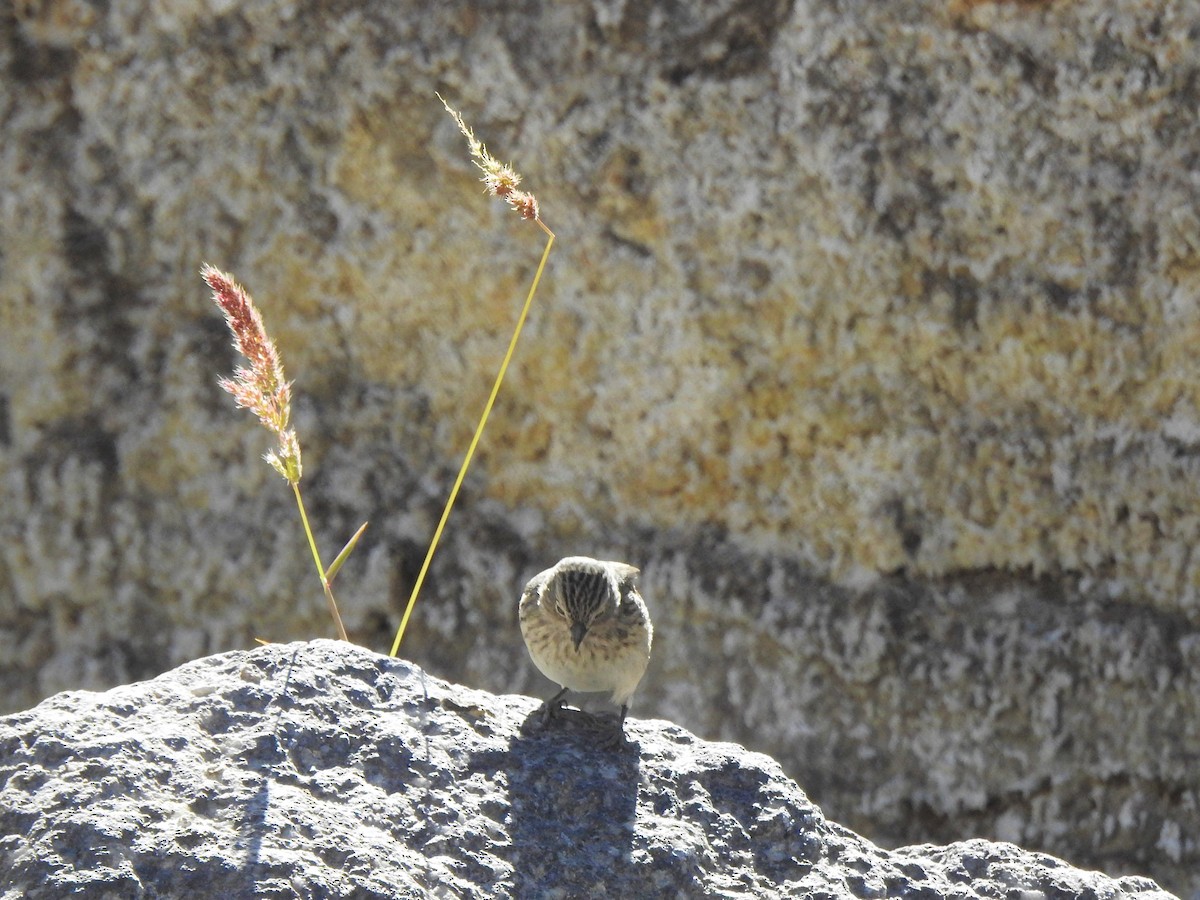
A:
[2,0,1198,894]
[0,641,1176,899]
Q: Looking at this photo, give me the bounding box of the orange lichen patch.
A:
[591,148,668,251]
[945,0,1062,30]
[949,0,1059,12]
[13,0,99,45]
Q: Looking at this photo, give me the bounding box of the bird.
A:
[519,556,652,745]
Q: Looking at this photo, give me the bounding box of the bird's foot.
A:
[538,686,571,729]
[583,705,630,750]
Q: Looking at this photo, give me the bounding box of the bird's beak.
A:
[570,621,587,651]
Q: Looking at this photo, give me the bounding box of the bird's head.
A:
[548,556,639,651]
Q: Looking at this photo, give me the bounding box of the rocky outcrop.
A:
[0,641,1175,899]
[2,0,1197,894]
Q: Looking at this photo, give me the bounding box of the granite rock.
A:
[1,0,1198,895]
[0,641,1177,899]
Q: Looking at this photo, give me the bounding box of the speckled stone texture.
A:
[2,0,1198,895]
[0,641,1178,899]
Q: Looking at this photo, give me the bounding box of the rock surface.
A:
[2,0,1199,895]
[0,641,1176,899]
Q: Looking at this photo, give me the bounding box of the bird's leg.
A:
[540,686,570,727]
[589,704,630,750]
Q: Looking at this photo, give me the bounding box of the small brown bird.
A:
[519,556,652,743]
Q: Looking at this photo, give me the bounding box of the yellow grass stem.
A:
[293,482,350,642]
[390,221,555,657]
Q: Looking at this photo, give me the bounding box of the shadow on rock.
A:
[485,704,641,896]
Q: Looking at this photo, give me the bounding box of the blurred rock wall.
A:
[2,0,1197,894]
